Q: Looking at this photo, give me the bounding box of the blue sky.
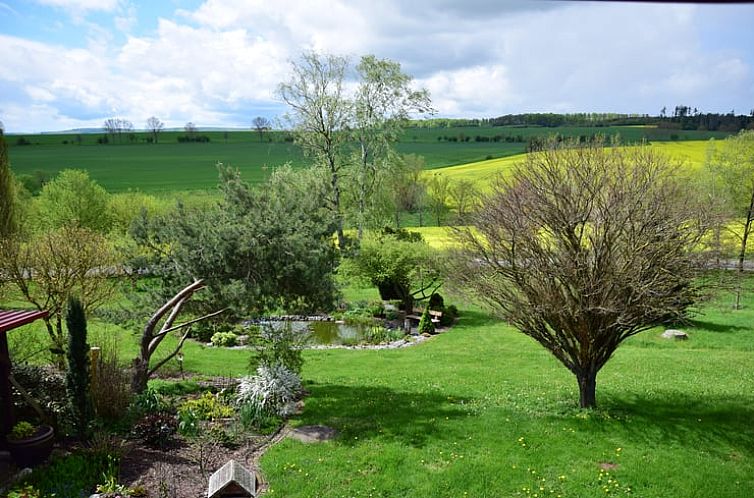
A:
[1,0,753,132]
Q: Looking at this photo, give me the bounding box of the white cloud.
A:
[1,0,753,131]
[421,65,512,116]
[33,0,120,12]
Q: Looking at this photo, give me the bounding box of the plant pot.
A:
[6,425,54,468]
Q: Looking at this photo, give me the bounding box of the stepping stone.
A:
[289,425,338,443]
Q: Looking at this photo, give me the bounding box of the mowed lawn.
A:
[258,285,754,498]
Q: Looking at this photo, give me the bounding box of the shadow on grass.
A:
[455,308,504,329]
[597,393,754,457]
[296,383,472,448]
[686,318,750,334]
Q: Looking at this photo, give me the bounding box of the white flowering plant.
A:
[236,364,302,418]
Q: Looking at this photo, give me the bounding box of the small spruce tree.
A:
[66,296,93,439]
[418,306,435,335]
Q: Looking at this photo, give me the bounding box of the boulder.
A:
[661,329,688,340]
[289,425,338,443]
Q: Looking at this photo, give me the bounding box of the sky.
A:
[0,0,753,133]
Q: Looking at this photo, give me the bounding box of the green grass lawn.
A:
[255,283,754,498]
[4,274,753,497]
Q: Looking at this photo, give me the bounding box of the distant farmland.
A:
[425,139,721,190]
[6,126,730,193]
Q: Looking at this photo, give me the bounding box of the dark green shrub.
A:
[132,412,177,449]
[418,307,436,335]
[23,450,118,498]
[440,304,459,326]
[11,364,68,425]
[65,297,93,439]
[428,293,444,310]
[129,387,172,419]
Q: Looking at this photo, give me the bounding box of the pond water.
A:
[261,320,376,346]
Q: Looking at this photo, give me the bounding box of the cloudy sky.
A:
[1,0,753,132]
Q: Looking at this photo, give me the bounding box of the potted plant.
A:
[6,421,54,467]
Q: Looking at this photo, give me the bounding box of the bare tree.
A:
[131,280,225,393]
[0,226,119,367]
[146,116,164,144]
[252,116,271,142]
[103,117,133,143]
[278,52,351,249]
[103,118,118,142]
[453,140,707,409]
[184,122,197,138]
[0,120,4,135]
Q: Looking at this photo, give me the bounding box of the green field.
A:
[6,127,730,193]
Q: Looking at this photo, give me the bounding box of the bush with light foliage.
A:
[236,365,302,418]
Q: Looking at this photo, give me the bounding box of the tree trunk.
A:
[357,142,368,241]
[576,369,597,409]
[131,358,149,394]
[329,159,346,250]
[734,189,754,309]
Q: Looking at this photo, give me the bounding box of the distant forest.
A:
[414,107,754,132]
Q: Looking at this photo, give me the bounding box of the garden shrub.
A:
[132,412,177,449]
[22,448,118,498]
[90,343,133,424]
[177,406,199,437]
[340,308,376,326]
[129,387,172,419]
[236,365,302,421]
[418,307,436,335]
[65,297,93,439]
[178,392,234,422]
[440,304,459,326]
[428,292,444,310]
[11,364,68,427]
[211,331,238,347]
[248,323,304,374]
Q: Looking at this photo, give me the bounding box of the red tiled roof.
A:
[0,310,48,333]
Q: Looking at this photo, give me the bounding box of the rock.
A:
[289,425,338,443]
[661,329,689,340]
